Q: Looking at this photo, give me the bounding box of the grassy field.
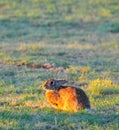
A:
[0,0,119,129]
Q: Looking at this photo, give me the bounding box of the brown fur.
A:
[41,79,90,112]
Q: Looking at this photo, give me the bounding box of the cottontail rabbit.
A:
[41,79,90,112]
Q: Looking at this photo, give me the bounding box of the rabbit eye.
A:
[50,81,55,85]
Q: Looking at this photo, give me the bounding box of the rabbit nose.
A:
[41,84,46,90]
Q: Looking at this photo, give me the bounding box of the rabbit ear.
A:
[56,80,67,86]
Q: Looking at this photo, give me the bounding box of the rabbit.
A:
[41,79,90,112]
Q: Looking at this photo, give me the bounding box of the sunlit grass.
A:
[18,43,44,51]
[88,79,119,95]
[98,8,112,17]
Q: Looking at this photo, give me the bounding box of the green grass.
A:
[0,0,119,129]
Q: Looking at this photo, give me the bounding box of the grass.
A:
[0,0,119,129]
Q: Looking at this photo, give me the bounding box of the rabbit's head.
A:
[41,79,67,91]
